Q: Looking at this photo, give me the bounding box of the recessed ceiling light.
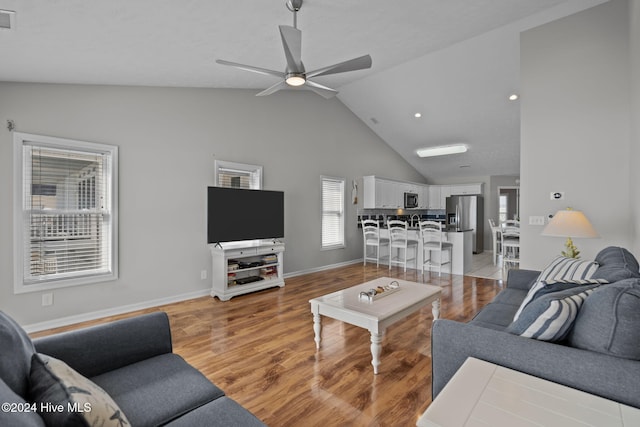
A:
[508,94,519,101]
[414,112,422,118]
[417,144,467,158]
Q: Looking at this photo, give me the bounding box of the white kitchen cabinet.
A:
[419,185,430,209]
[380,180,403,208]
[363,176,435,209]
[428,186,441,209]
[440,186,452,209]
[363,176,404,209]
[450,183,483,195]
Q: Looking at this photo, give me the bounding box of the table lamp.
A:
[542,208,599,259]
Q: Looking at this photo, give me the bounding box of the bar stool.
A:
[388,220,418,272]
[419,220,453,276]
[362,219,389,267]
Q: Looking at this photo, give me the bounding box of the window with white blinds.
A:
[214,160,262,189]
[13,133,118,293]
[321,176,345,249]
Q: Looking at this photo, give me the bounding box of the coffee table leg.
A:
[313,313,322,349]
[432,298,441,320]
[370,332,383,374]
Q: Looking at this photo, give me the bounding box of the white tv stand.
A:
[209,240,285,301]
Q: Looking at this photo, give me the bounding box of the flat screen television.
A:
[207,187,284,244]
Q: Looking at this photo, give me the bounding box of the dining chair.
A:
[362,219,389,267]
[419,220,453,276]
[501,221,520,270]
[488,219,502,266]
[387,220,418,272]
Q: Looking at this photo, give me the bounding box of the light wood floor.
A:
[31,264,503,427]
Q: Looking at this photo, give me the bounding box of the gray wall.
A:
[0,83,424,327]
[520,0,636,269]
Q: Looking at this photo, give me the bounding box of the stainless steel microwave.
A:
[404,192,418,208]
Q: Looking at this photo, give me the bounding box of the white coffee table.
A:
[309,277,442,374]
[418,357,640,427]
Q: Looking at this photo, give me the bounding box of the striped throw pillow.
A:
[507,286,598,341]
[513,256,600,321]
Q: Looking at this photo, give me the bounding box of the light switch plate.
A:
[529,216,545,226]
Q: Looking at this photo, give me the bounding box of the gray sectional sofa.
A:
[0,310,266,426]
[432,246,640,409]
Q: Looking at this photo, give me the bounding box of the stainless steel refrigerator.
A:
[446,195,484,254]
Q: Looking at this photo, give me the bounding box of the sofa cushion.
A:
[29,353,129,427]
[166,396,266,427]
[0,311,36,398]
[513,257,600,321]
[591,246,640,282]
[491,288,528,307]
[569,279,640,360]
[91,353,225,427]
[0,379,46,427]
[471,302,521,331]
[507,285,600,341]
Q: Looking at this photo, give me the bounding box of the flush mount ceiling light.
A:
[414,112,422,118]
[417,144,467,158]
[285,73,305,86]
[508,94,519,101]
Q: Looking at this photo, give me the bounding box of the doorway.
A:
[498,186,520,223]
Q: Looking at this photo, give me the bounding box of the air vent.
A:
[0,10,16,30]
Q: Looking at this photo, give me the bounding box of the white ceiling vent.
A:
[0,10,16,31]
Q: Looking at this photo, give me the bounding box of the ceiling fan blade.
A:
[306,54,372,78]
[216,59,284,78]
[304,80,339,99]
[279,25,303,73]
[256,80,289,97]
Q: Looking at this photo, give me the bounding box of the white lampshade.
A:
[542,209,599,238]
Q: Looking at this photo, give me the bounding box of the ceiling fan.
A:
[216,0,372,99]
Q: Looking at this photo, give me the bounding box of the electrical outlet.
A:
[529,216,545,226]
[42,293,53,306]
[200,270,207,280]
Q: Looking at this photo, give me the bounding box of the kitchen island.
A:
[377,227,472,275]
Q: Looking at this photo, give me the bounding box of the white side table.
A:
[418,357,640,427]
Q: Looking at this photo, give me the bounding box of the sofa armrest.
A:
[33,311,173,378]
[505,269,539,290]
[431,319,640,409]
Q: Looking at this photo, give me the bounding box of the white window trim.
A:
[214,160,263,189]
[13,132,119,294]
[321,175,346,250]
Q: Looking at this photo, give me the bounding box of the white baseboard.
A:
[23,289,211,333]
[284,258,363,278]
[24,259,365,333]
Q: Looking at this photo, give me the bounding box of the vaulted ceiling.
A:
[0,0,607,180]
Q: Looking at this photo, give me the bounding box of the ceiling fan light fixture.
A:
[285,73,306,86]
[417,144,467,158]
